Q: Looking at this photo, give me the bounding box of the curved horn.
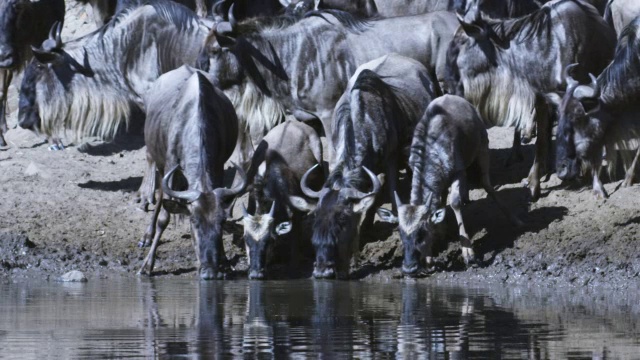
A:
[228,3,237,30]
[573,73,600,100]
[589,72,600,98]
[564,63,579,91]
[162,165,202,203]
[300,164,322,199]
[241,203,250,217]
[346,166,382,200]
[394,191,403,207]
[55,21,63,48]
[212,0,225,15]
[268,201,276,217]
[48,22,58,42]
[214,162,247,200]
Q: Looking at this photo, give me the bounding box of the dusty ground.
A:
[1,2,639,291]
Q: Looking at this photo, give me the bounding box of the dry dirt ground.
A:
[1,1,639,291]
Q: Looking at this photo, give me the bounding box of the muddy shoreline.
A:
[1,1,639,291]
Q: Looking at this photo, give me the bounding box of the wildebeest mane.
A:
[305,9,373,33]
[99,0,199,35]
[598,17,640,107]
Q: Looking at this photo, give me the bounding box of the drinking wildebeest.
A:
[241,120,323,279]
[556,18,640,198]
[288,54,439,279]
[386,95,522,275]
[604,0,640,36]
[197,10,458,167]
[138,66,246,279]
[0,0,64,148]
[445,0,616,201]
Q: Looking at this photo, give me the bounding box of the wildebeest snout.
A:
[556,158,579,181]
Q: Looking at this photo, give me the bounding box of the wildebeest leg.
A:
[622,147,640,187]
[0,70,12,148]
[525,99,549,201]
[138,187,162,248]
[138,202,170,275]
[388,160,399,215]
[133,156,157,211]
[450,174,474,265]
[592,164,608,199]
[47,137,65,151]
[478,148,524,227]
[504,129,524,167]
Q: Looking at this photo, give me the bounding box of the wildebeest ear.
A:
[275,222,292,235]
[163,199,190,215]
[288,195,316,213]
[31,47,63,64]
[457,14,484,39]
[376,208,398,224]
[430,208,446,225]
[353,194,376,214]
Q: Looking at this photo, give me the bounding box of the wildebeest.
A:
[288,54,439,279]
[213,0,288,21]
[287,0,541,19]
[18,0,211,142]
[138,65,246,279]
[445,0,616,200]
[0,0,65,148]
[556,17,640,198]
[388,95,522,275]
[76,0,216,27]
[241,120,323,279]
[198,10,458,167]
[604,0,640,36]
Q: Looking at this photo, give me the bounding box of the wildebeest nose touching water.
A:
[9,0,640,281]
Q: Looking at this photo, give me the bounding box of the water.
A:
[0,278,639,359]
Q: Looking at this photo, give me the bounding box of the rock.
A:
[60,270,87,282]
[24,162,51,179]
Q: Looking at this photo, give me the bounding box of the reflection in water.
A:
[0,279,638,358]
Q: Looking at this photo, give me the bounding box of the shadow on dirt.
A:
[78,176,143,192]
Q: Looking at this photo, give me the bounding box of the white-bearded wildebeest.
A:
[445,0,616,201]
[139,66,246,279]
[18,0,211,141]
[241,120,323,279]
[604,0,640,36]
[556,18,640,198]
[0,0,64,148]
[198,10,458,168]
[390,95,523,275]
[288,54,439,279]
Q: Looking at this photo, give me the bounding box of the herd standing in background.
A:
[3,0,638,279]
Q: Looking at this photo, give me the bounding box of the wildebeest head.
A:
[162,164,247,280]
[18,22,96,133]
[242,201,292,279]
[395,192,446,276]
[0,0,30,68]
[556,64,603,181]
[197,13,243,86]
[290,164,381,279]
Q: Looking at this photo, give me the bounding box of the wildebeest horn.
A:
[214,162,247,200]
[269,201,276,217]
[300,164,322,199]
[212,0,225,15]
[228,3,237,30]
[394,191,403,207]
[162,165,203,203]
[346,166,381,200]
[425,192,434,208]
[241,203,250,217]
[55,21,63,48]
[573,73,600,100]
[564,63,579,91]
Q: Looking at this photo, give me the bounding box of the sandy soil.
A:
[1,1,639,290]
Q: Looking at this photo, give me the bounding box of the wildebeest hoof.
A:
[138,237,151,248]
[48,143,65,151]
[313,266,336,279]
[248,269,265,280]
[200,267,223,280]
[593,188,608,200]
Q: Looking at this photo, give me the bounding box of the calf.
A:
[391,95,522,275]
[138,66,246,279]
[241,120,323,279]
[289,54,438,279]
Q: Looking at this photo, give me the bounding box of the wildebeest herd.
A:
[3,0,639,280]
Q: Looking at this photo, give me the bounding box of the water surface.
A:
[0,278,638,359]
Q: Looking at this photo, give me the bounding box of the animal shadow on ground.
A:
[463,187,568,266]
[78,176,143,192]
[77,109,146,156]
[488,145,535,187]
